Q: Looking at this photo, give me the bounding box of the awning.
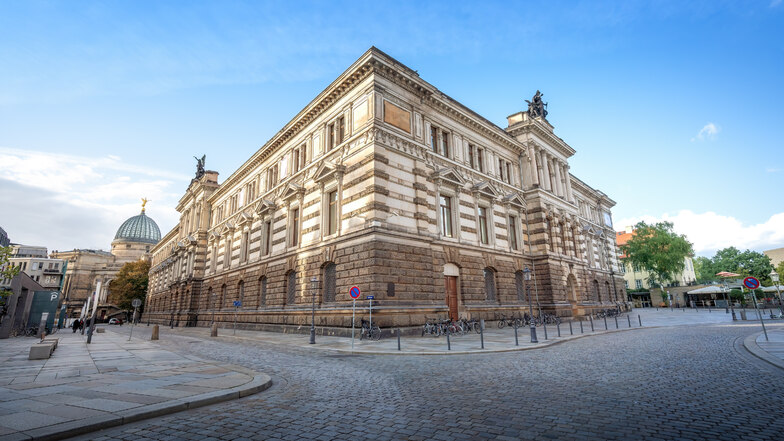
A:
[761,285,784,293]
[686,286,726,294]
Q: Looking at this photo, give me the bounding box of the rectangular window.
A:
[224,238,231,268]
[328,123,335,150]
[468,144,475,169]
[337,117,345,145]
[263,221,271,256]
[327,190,338,236]
[477,148,484,172]
[509,215,518,250]
[292,148,300,173]
[440,196,453,237]
[290,208,300,247]
[442,132,450,158]
[241,232,249,262]
[478,207,489,245]
[430,126,438,152]
[506,163,512,184]
[499,158,504,181]
[635,280,643,289]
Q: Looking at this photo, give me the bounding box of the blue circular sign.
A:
[743,277,760,290]
[349,286,361,299]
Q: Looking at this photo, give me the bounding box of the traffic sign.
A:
[233,300,242,307]
[349,286,361,299]
[743,277,760,290]
[132,298,141,308]
[366,295,375,300]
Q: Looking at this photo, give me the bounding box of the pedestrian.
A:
[71,319,79,333]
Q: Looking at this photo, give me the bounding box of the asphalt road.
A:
[75,322,784,441]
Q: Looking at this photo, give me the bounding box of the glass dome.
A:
[114,211,161,244]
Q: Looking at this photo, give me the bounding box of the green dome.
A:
[114,211,161,244]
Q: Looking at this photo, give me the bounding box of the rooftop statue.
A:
[141,197,148,213]
[526,90,548,119]
[194,154,206,179]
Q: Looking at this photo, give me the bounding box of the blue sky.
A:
[1,0,782,256]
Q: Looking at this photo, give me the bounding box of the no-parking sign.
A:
[743,277,760,290]
[349,286,361,299]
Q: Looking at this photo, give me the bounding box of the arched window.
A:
[258,276,267,308]
[221,284,227,309]
[605,281,612,302]
[238,280,245,308]
[592,280,600,302]
[323,263,336,303]
[484,268,497,301]
[515,270,525,302]
[286,271,297,305]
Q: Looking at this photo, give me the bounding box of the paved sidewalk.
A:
[744,327,784,370]
[0,327,271,441]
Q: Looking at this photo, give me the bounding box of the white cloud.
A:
[772,0,782,8]
[616,210,784,257]
[691,122,720,142]
[766,167,780,173]
[0,147,190,252]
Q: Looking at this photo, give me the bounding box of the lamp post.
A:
[770,270,783,315]
[604,236,620,310]
[309,276,318,344]
[523,266,538,343]
[723,280,736,320]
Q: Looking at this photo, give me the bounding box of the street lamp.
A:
[770,270,783,315]
[523,266,538,343]
[722,280,736,320]
[309,276,318,344]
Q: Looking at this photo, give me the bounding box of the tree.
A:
[1,246,19,282]
[775,261,784,284]
[700,247,773,284]
[108,260,150,312]
[693,256,714,283]
[620,221,694,305]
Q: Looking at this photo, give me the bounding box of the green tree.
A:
[1,246,19,281]
[775,261,784,284]
[108,260,150,312]
[693,256,714,283]
[702,247,773,284]
[620,221,694,306]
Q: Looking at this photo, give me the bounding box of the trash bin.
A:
[740,310,747,320]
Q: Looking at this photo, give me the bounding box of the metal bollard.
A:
[480,319,485,349]
[580,319,584,334]
[397,329,401,351]
[627,315,631,328]
[446,328,451,351]
[638,314,642,327]
[569,320,573,335]
[557,322,561,337]
[543,322,548,340]
[514,323,519,346]
[614,316,619,329]
[590,315,595,332]
[604,316,608,330]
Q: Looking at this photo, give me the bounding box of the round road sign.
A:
[743,277,760,290]
[349,286,361,299]
[132,298,142,308]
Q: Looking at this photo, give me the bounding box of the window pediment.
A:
[236,211,253,227]
[254,199,276,217]
[279,183,305,201]
[312,161,345,184]
[431,166,465,187]
[502,193,526,209]
[471,181,500,200]
[220,222,235,236]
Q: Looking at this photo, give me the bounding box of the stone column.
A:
[553,159,564,198]
[564,163,574,202]
[540,151,552,192]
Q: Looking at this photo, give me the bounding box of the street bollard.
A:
[590,315,595,332]
[604,316,608,330]
[514,323,519,346]
[569,320,573,335]
[615,316,619,329]
[446,328,451,351]
[557,322,561,337]
[211,323,218,337]
[627,315,631,328]
[151,325,159,341]
[638,314,642,327]
[397,329,401,351]
[480,319,485,349]
[543,322,548,340]
[580,319,584,334]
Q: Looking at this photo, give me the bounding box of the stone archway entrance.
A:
[444,263,460,321]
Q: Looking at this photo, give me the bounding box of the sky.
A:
[1,0,782,257]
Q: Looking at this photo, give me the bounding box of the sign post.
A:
[367,295,375,331]
[128,298,141,342]
[233,301,241,335]
[744,276,768,341]
[349,286,361,351]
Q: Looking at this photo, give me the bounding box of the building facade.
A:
[146,48,626,331]
[0,227,9,248]
[52,207,161,320]
[616,228,697,291]
[0,245,64,291]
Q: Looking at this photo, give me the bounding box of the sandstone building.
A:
[145,47,625,331]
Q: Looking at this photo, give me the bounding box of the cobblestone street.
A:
[75,321,784,441]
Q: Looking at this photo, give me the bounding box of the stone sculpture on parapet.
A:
[194,154,206,179]
[526,90,548,119]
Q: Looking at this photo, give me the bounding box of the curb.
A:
[742,332,784,371]
[12,368,272,441]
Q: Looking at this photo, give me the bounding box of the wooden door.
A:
[445,276,458,321]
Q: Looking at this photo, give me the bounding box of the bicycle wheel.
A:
[474,322,482,334]
[371,326,381,341]
[498,319,506,329]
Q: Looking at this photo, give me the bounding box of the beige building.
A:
[0,245,64,290]
[146,47,626,331]
[52,207,161,320]
[764,247,784,268]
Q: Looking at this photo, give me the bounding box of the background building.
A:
[0,244,64,291]
[146,47,626,331]
[763,247,784,268]
[51,206,161,320]
[0,227,9,247]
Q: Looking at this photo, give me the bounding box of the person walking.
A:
[71,319,79,333]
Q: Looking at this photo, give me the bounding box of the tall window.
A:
[241,231,249,262]
[440,195,453,237]
[327,122,335,150]
[290,208,300,247]
[221,284,227,309]
[506,163,512,184]
[238,280,245,307]
[515,270,525,302]
[211,246,217,272]
[468,144,475,169]
[635,279,642,289]
[263,220,272,256]
[267,164,278,189]
[323,262,336,302]
[430,126,439,152]
[292,147,301,173]
[499,158,504,181]
[286,271,297,305]
[442,132,450,158]
[508,215,518,250]
[484,268,496,301]
[259,276,267,307]
[593,280,601,302]
[478,207,489,245]
[477,148,484,172]
[327,190,338,235]
[337,117,345,145]
[223,237,231,268]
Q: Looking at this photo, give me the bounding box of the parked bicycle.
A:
[359,318,381,341]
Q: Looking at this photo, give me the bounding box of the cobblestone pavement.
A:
[76,322,784,441]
